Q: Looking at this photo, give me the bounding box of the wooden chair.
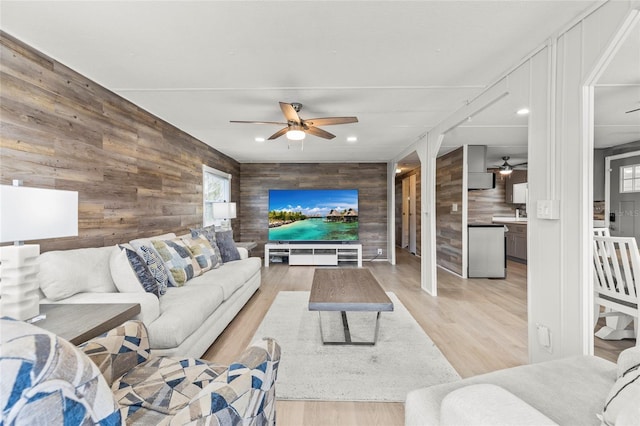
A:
[592,235,639,343]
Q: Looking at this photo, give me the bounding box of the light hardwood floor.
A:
[202,249,633,426]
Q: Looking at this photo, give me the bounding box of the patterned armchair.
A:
[0,318,280,425]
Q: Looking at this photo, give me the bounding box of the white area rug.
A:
[252,291,460,402]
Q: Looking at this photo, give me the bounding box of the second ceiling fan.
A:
[230,102,358,141]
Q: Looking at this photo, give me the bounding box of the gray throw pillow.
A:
[215,230,240,262]
[118,245,159,297]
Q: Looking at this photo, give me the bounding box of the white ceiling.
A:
[2,1,636,166]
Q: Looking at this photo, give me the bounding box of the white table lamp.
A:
[0,182,78,320]
[212,202,236,231]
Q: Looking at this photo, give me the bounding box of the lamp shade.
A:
[212,202,237,220]
[0,185,79,243]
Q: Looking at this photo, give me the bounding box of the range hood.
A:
[467,145,495,190]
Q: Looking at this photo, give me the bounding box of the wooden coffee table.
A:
[309,268,393,345]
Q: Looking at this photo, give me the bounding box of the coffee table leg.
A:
[341,311,352,343]
[317,311,382,345]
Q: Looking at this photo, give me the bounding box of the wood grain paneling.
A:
[239,163,387,260]
[0,31,240,252]
[468,169,518,224]
[436,147,464,275]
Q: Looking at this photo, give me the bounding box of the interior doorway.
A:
[402,173,417,254]
[606,151,640,242]
[395,151,421,258]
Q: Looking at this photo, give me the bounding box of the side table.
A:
[236,241,257,255]
[35,303,141,345]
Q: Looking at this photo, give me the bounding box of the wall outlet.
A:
[377,248,383,255]
[536,323,553,353]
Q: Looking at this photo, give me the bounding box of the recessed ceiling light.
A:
[347,136,358,143]
[255,137,265,142]
[395,168,402,174]
[516,108,530,115]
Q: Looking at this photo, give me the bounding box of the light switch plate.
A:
[536,200,560,220]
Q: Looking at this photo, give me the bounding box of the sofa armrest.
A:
[169,337,281,425]
[237,246,249,260]
[79,320,151,387]
[40,291,160,325]
[440,384,559,426]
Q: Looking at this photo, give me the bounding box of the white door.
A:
[607,152,640,243]
[409,174,417,254]
[402,177,409,248]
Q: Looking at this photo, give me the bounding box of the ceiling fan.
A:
[626,107,640,113]
[497,156,528,175]
[230,102,358,141]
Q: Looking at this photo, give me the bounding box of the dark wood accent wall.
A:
[436,147,463,275]
[394,167,421,255]
[239,163,387,260]
[467,170,517,224]
[0,31,240,252]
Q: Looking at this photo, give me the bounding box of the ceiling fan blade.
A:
[305,126,336,140]
[626,107,640,113]
[267,127,289,140]
[279,102,301,123]
[305,117,359,126]
[230,120,286,125]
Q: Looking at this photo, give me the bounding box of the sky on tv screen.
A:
[268,189,358,216]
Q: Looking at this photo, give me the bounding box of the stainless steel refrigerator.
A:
[468,224,506,278]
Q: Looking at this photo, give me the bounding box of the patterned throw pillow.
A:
[190,225,217,247]
[137,245,169,295]
[182,235,222,272]
[112,245,159,297]
[215,230,241,262]
[151,239,202,286]
[191,226,224,266]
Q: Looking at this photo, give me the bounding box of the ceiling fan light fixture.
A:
[516,108,530,116]
[286,127,305,141]
[499,167,513,175]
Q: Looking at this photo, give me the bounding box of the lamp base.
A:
[0,244,40,320]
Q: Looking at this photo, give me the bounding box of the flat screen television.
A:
[268,189,359,242]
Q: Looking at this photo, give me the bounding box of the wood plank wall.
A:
[436,147,464,275]
[395,167,421,255]
[0,31,240,252]
[239,163,387,260]
[468,170,517,223]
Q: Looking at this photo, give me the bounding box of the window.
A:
[203,165,231,226]
[620,164,640,193]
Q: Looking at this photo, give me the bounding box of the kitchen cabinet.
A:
[504,170,527,204]
[505,223,527,262]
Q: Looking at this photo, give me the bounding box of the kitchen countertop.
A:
[492,216,528,224]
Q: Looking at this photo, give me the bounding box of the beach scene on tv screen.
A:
[268,189,359,241]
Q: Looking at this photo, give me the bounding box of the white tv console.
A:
[264,243,362,268]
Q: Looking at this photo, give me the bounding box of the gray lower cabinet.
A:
[505,224,527,262]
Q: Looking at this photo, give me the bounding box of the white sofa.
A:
[405,346,640,426]
[37,232,261,358]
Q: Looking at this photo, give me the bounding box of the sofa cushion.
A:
[137,245,169,296]
[113,356,227,416]
[151,239,201,287]
[182,234,222,272]
[38,246,117,301]
[601,346,640,426]
[110,245,159,297]
[187,257,261,300]
[146,284,225,349]
[215,230,240,262]
[190,225,217,247]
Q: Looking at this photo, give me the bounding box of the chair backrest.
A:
[593,235,640,317]
[593,227,611,237]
